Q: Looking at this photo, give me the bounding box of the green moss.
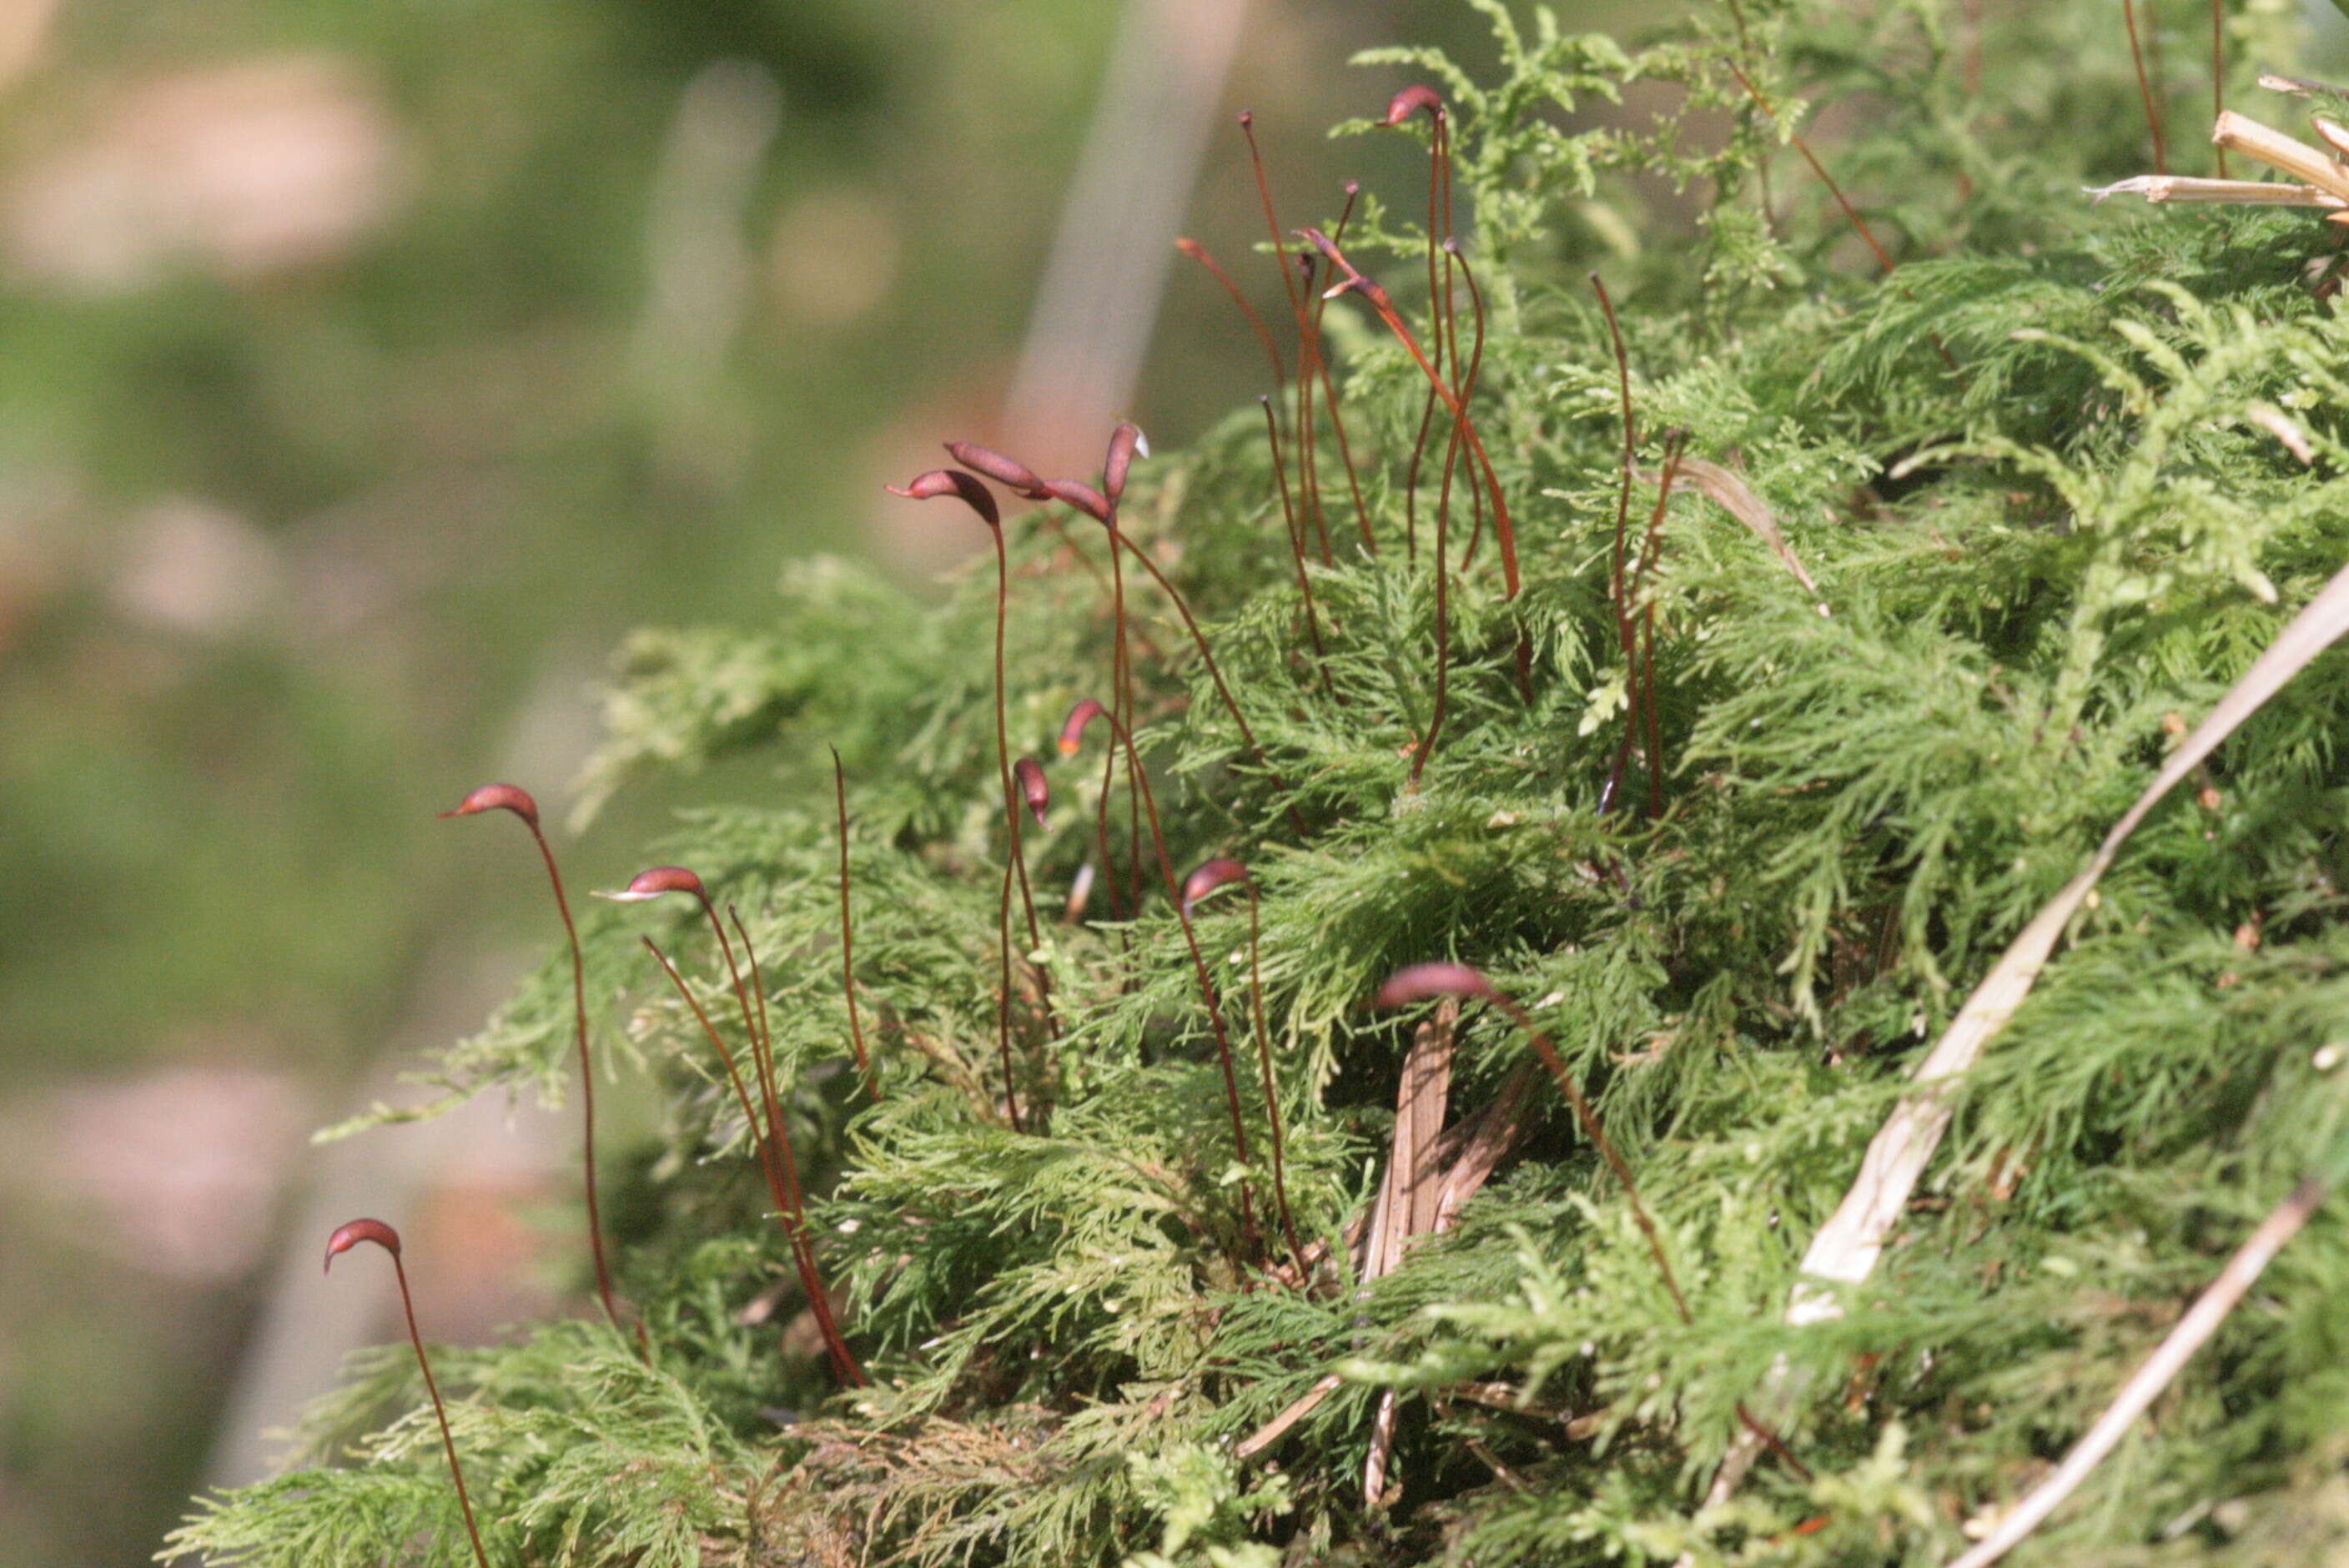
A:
[174,1,2349,1563]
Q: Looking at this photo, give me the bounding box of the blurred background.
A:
[0,1,1506,1561]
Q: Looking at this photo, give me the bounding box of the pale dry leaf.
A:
[2084,173,2342,208]
[1637,458,1829,611]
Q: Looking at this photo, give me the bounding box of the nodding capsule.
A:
[944,442,1050,501]
[1372,961,1497,1008]
[1179,857,1249,918]
[1384,84,1444,126]
[601,866,709,903]
[1059,698,1108,756]
[887,468,1000,528]
[1014,757,1049,827]
[440,783,539,827]
[1043,477,1111,524]
[1104,422,1149,505]
[324,1217,401,1269]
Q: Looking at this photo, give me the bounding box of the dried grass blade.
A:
[1433,1065,1534,1232]
[1356,1000,1456,1282]
[1944,1174,2334,1568]
[1801,552,2349,1297]
[1639,458,1828,610]
[1698,554,2349,1515]
[2085,174,2343,208]
[1236,1374,1343,1460]
[2211,110,2349,204]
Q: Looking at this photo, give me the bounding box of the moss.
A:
[174,1,2349,1563]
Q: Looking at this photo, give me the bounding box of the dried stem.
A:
[1375,966,1687,1319]
[2212,0,2228,176]
[1947,1174,2332,1568]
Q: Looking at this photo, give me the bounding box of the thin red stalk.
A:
[727,905,772,1085]
[1720,0,1782,224]
[525,820,641,1351]
[649,930,807,1259]
[2122,0,2169,173]
[1640,602,1663,816]
[984,523,1057,1128]
[1241,880,1306,1275]
[1092,725,1121,922]
[324,1224,491,1568]
[692,895,795,1233]
[1382,987,1818,1479]
[1176,235,1286,386]
[1261,397,1331,688]
[1401,113,1447,564]
[2211,0,2227,176]
[1310,183,1374,556]
[1238,112,1305,354]
[1437,114,1464,557]
[1446,242,1491,573]
[1240,113,1330,573]
[1080,708,1259,1254]
[642,938,784,1211]
[686,892,772,1146]
[1294,253,1334,568]
[642,939,862,1385]
[1627,439,1683,599]
[1723,62,1894,273]
[1094,523,1308,835]
[1487,992,1689,1319]
[443,789,633,1352]
[993,529,1054,1023]
[1605,446,1683,815]
[830,748,877,1098]
[1099,497,1148,944]
[1592,274,1637,626]
[642,938,816,1305]
[1410,336,1461,787]
[996,852,1023,1130]
[1302,229,1531,702]
[1040,510,1114,596]
[727,902,861,1370]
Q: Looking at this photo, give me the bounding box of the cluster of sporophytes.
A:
[174,0,2349,1563]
